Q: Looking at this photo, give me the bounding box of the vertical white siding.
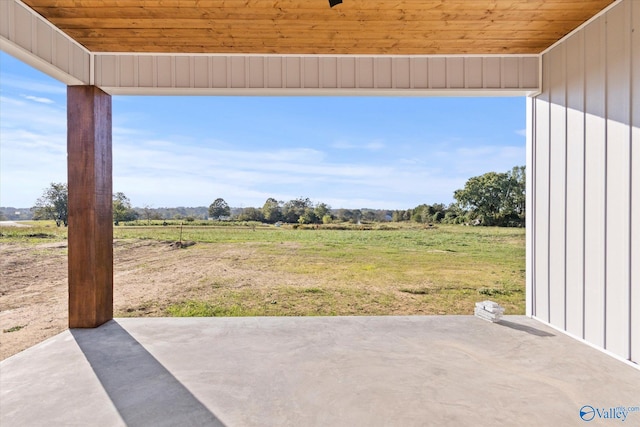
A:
[631,0,640,366]
[533,59,551,321]
[526,97,535,317]
[446,57,464,88]
[532,0,637,363]
[0,1,9,40]
[604,0,632,359]
[548,45,567,328]
[565,32,586,338]
[484,57,502,88]
[583,18,607,349]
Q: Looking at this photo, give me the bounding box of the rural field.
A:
[0,221,525,359]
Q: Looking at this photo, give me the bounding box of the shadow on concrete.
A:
[496,319,556,337]
[71,321,225,427]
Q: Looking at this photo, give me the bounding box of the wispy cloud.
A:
[22,94,55,104]
[365,141,385,150]
[331,139,385,151]
[109,131,491,209]
[0,92,67,206]
[448,145,525,176]
[112,137,397,207]
[515,129,527,137]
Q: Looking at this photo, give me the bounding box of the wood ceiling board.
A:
[22,0,616,55]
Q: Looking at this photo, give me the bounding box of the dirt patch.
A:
[0,239,314,360]
[0,221,31,228]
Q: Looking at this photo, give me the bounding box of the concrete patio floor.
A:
[1,316,638,426]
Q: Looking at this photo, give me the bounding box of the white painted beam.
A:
[0,0,90,85]
[93,53,540,96]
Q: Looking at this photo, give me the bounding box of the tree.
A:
[113,192,138,225]
[442,203,465,224]
[297,208,319,224]
[262,198,282,223]
[282,197,313,223]
[32,182,68,227]
[350,209,362,224]
[375,210,392,222]
[411,204,430,223]
[362,210,376,222]
[209,198,231,219]
[506,166,526,218]
[314,203,331,221]
[336,208,353,222]
[142,205,154,224]
[453,166,525,226]
[237,207,264,222]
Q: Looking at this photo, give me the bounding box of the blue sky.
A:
[0,51,526,210]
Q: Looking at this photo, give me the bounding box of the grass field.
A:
[2,221,525,317]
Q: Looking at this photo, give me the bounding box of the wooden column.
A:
[67,86,113,328]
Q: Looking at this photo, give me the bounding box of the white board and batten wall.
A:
[531,0,639,365]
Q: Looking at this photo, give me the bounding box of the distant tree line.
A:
[0,207,34,221]
[228,166,525,227]
[25,166,525,227]
[232,198,393,225]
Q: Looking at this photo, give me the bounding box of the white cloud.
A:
[515,129,527,137]
[0,93,67,206]
[331,138,385,151]
[22,95,55,104]
[445,145,525,176]
[365,140,385,150]
[108,129,484,209]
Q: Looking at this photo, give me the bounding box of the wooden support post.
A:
[67,86,113,328]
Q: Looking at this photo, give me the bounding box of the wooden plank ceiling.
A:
[23,0,615,55]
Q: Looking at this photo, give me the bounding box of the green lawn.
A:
[2,221,525,316]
